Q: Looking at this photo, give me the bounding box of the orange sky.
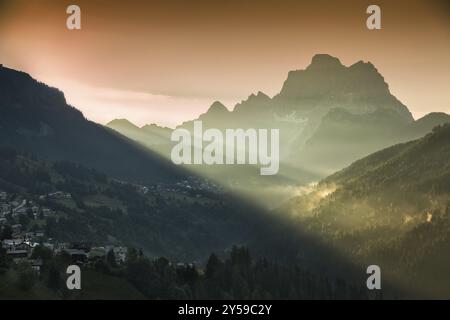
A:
[0,0,449,127]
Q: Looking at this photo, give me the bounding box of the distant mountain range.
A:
[107,119,172,148]
[107,54,450,186]
[0,57,449,298]
[0,66,185,185]
[2,55,447,189]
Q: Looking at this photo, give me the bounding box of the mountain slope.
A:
[106,119,172,147]
[0,66,184,184]
[285,123,450,226]
[403,112,450,139]
[282,124,450,297]
[0,148,270,260]
[323,123,450,193]
[296,107,419,175]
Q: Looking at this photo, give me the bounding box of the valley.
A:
[0,55,449,299]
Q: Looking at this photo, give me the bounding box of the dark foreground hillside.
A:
[0,66,184,185]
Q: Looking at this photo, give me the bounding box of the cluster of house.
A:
[2,236,129,272]
[0,191,56,224]
[1,190,128,273]
[2,233,46,273]
[40,242,129,266]
[39,191,72,201]
[111,179,149,195]
[147,177,223,196]
[111,176,224,201]
[175,177,222,194]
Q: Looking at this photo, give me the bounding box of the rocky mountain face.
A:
[104,55,449,202]
[118,54,446,184]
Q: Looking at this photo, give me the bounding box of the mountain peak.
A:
[416,112,450,123]
[0,65,68,108]
[307,54,344,70]
[207,101,229,114]
[249,91,271,101]
[106,119,139,129]
[412,112,450,132]
[142,123,169,130]
[0,64,32,79]
[350,60,375,68]
[232,91,272,114]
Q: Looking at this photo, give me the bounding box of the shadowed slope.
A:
[0,66,185,185]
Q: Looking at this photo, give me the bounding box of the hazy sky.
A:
[0,0,449,127]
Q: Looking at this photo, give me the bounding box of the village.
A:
[0,175,221,274]
[0,190,128,274]
[116,175,224,196]
[158,176,223,196]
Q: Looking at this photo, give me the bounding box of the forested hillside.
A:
[282,124,450,298]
